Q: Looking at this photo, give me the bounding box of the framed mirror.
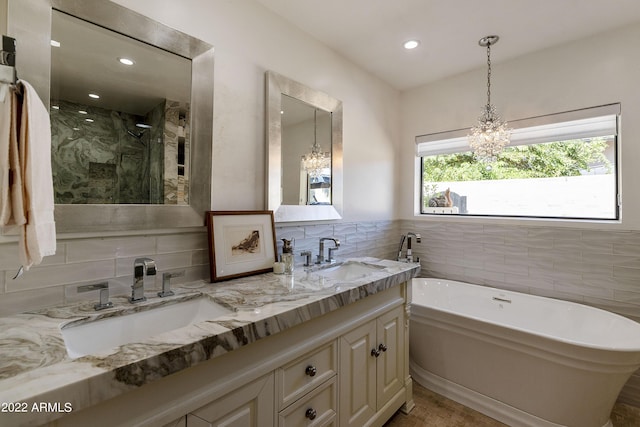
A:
[8,0,214,232]
[265,71,343,222]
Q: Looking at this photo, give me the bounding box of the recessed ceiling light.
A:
[118,57,135,66]
[88,93,100,99]
[51,105,60,110]
[85,118,94,123]
[50,40,61,48]
[403,40,420,50]
[78,110,88,114]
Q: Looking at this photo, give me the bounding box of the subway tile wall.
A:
[0,231,211,317]
[402,220,640,320]
[0,220,400,317]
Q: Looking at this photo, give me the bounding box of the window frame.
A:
[415,104,621,222]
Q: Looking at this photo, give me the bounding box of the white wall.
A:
[115,0,401,222]
[400,23,640,229]
[0,0,7,35]
[0,0,402,315]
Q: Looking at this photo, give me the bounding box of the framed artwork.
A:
[206,211,277,282]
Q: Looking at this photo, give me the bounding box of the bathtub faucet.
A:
[398,232,421,263]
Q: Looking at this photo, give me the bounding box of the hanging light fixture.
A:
[468,35,511,163]
[302,109,331,178]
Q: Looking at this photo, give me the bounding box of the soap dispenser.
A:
[281,238,295,275]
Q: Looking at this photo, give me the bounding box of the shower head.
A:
[127,129,146,139]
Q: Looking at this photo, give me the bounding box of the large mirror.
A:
[50,10,192,205]
[8,0,213,232]
[266,71,343,222]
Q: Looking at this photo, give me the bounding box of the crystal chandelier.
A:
[302,110,330,178]
[468,35,511,163]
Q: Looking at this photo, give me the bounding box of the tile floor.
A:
[384,382,640,426]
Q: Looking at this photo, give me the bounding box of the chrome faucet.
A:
[397,232,421,262]
[317,237,340,264]
[406,232,421,263]
[130,257,156,303]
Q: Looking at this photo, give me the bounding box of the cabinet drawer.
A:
[278,376,336,427]
[277,340,337,409]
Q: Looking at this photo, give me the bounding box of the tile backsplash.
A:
[402,220,640,322]
[0,220,400,317]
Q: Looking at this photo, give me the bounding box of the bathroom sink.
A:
[61,296,232,359]
[314,261,385,281]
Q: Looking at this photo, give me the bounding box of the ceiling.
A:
[51,10,191,116]
[255,0,640,91]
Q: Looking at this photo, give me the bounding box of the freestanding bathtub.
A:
[409,278,640,427]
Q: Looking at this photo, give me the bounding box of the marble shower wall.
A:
[50,99,151,204]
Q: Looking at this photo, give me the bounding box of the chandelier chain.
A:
[486,43,491,106]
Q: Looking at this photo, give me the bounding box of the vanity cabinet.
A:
[339,305,405,427]
[51,282,412,427]
[186,374,275,427]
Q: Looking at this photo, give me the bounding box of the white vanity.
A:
[0,258,419,426]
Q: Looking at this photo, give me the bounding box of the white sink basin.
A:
[61,297,232,359]
[315,261,385,281]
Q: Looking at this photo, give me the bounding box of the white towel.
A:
[0,83,11,223]
[16,80,56,270]
[0,84,25,228]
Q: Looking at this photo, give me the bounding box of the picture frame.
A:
[206,210,277,282]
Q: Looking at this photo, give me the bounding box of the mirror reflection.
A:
[265,70,343,222]
[50,10,191,205]
[281,94,332,206]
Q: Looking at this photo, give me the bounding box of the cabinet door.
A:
[339,320,377,427]
[376,305,405,407]
[188,373,274,427]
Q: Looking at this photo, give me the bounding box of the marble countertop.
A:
[0,257,419,425]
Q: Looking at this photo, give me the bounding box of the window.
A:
[416,104,620,220]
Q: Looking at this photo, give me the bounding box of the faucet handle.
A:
[159,270,184,298]
[300,251,313,267]
[78,282,113,311]
[164,270,185,280]
[327,247,339,263]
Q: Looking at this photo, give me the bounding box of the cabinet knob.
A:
[371,348,380,358]
[305,408,317,420]
[305,365,317,377]
[378,343,388,352]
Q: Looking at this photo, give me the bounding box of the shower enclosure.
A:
[50,99,167,204]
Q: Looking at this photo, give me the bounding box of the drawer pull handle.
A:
[305,365,317,377]
[371,348,380,358]
[305,408,317,420]
[378,343,388,352]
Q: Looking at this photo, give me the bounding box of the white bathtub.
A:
[409,278,640,427]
